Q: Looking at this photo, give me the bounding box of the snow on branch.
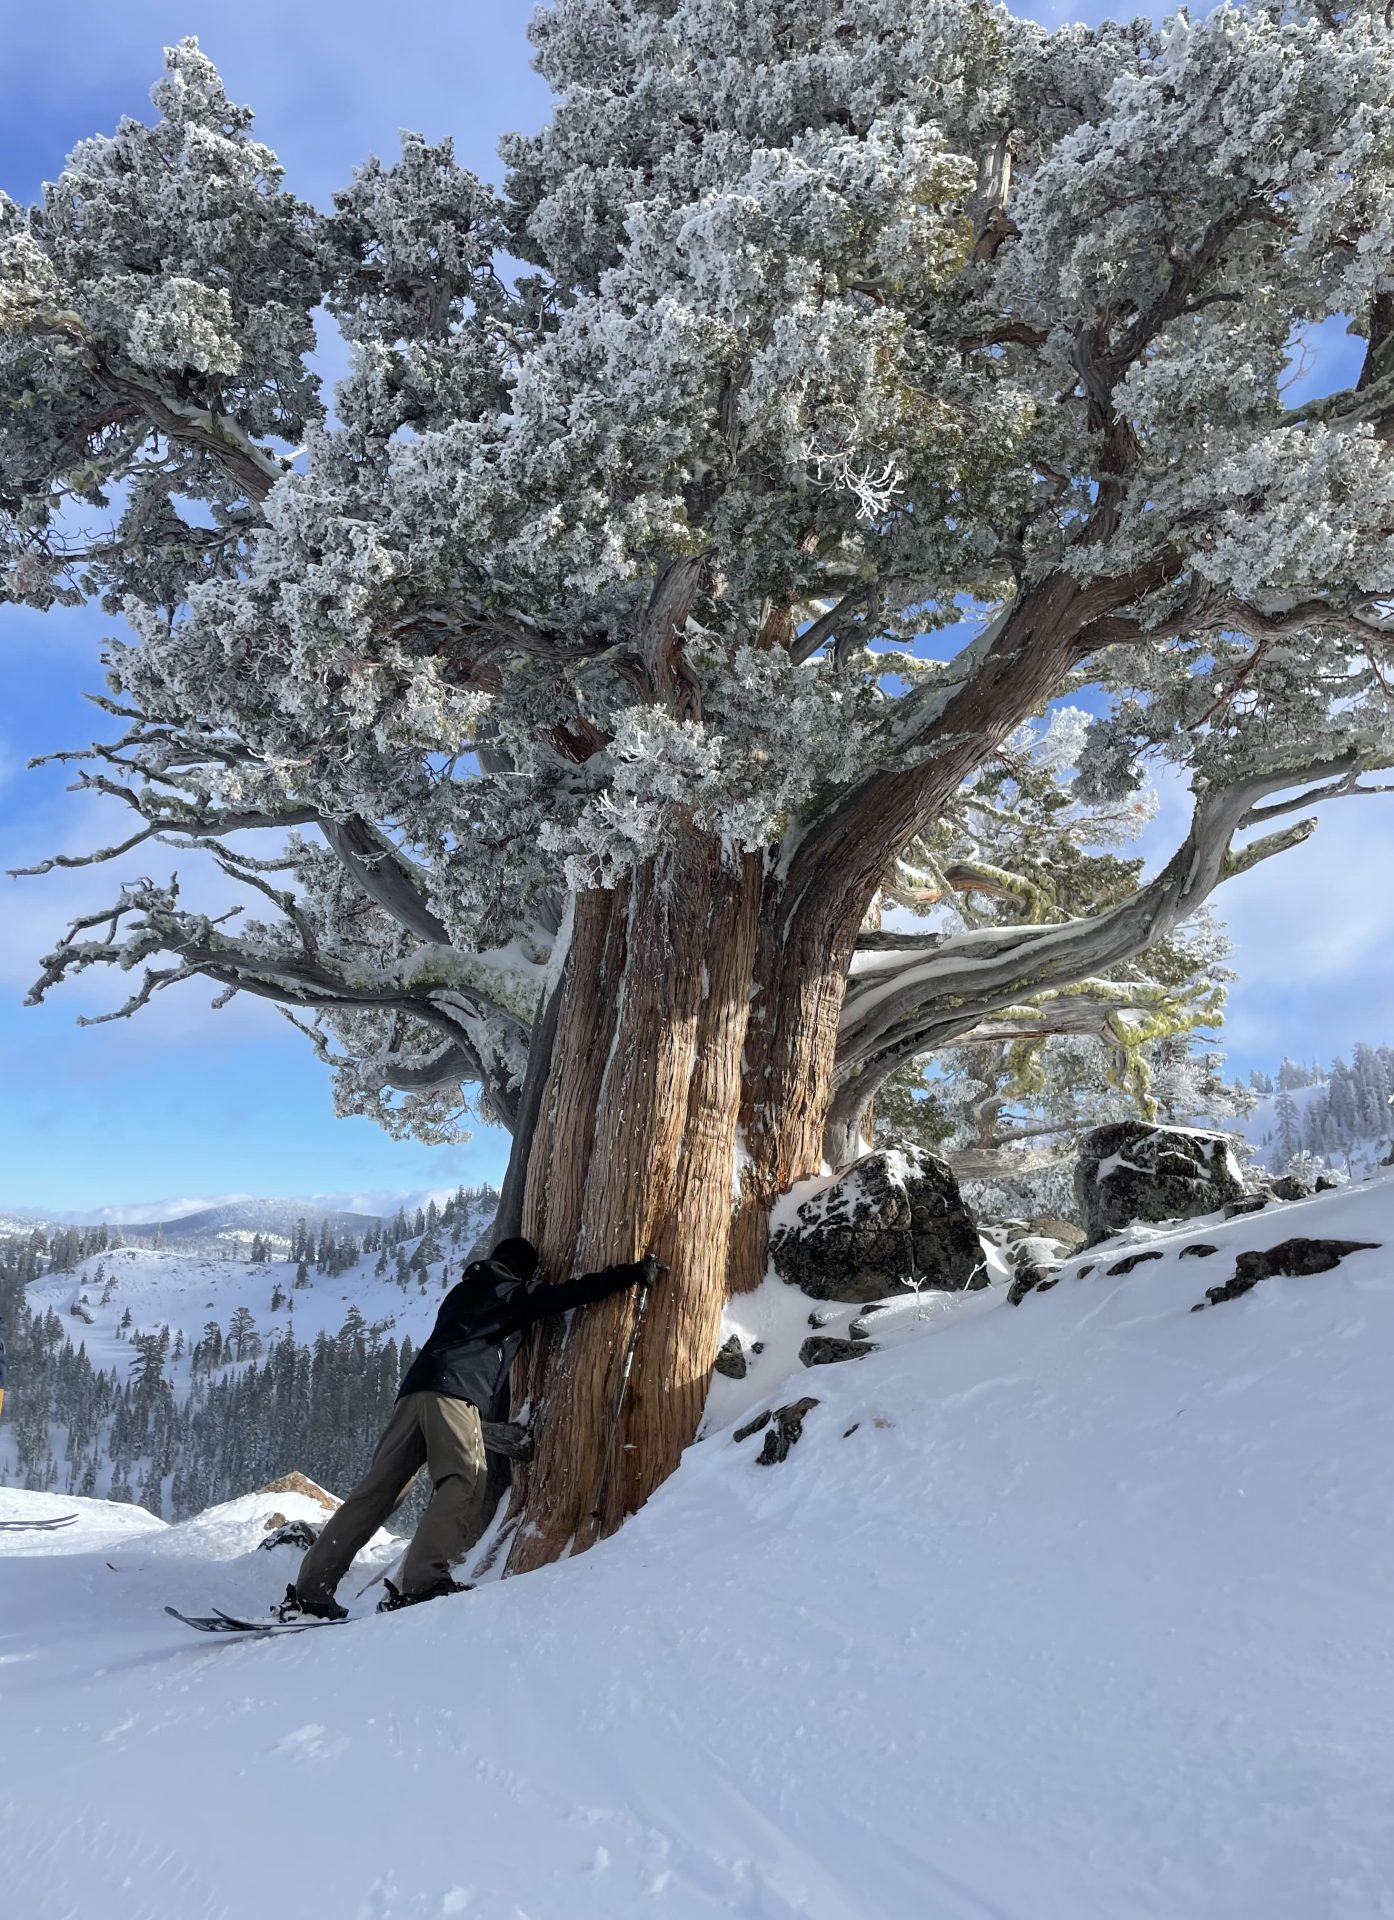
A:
[835,746,1394,1117]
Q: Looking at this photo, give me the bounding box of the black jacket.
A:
[396,1256,646,1411]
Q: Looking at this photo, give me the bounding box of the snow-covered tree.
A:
[1273,1088,1303,1168]
[7,11,1394,1566]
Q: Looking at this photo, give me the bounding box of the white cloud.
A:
[1126,764,1394,1068]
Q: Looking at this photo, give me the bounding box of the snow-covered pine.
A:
[5,8,1394,1565]
[1241,1039,1394,1177]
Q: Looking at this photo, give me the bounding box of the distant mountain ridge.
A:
[0,1186,486,1245]
[114,1199,387,1247]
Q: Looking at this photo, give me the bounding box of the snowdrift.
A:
[3,1177,1393,1918]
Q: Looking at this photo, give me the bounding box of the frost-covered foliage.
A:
[5,7,1394,1146]
[879,908,1256,1218]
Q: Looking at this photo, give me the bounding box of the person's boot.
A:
[275,1583,348,1623]
[376,1576,472,1614]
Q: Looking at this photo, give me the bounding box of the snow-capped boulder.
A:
[1021,1215,1087,1255]
[257,1518,321,1551]
[800,1334,877,1367]
[1076,1122,1246,1246]
[770,1147,982,1302]
[713,1334,749,1379]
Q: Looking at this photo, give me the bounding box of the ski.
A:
[164,1603,348,1638]
[0,1513,79,1532]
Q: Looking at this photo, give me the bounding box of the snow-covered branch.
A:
[830,748,1391,1146]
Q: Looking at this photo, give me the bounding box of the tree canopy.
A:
[4,0,1394,1162]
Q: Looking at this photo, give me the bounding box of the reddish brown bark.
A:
[505,828,761,1572]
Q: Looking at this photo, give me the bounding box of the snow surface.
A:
[3,1178,1394,1917]
[25,1242,426,1373]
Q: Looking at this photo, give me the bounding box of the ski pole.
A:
[590,1279,652,1524]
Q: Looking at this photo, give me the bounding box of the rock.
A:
[1224,1194,1272,1219]
[1028,1215,1087,1253]
[755,1397,821,1465]
[1193,1236,1380,1310]
[257,1518,320,1552]
[1008,1263,1060,1306]
[1105,1249,1164,1277]
[1268,1174,1312,1202]
[1075,1122,1245,1246]
[1179,1243,1218,1259]
[771,1147,982,1302]
[799,1335,878,1367]
[713,1335,748,1380]
[1316,1175,1339,1191]
[254,1470,338,1511]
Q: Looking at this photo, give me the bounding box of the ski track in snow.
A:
[3,1179,1394,1917]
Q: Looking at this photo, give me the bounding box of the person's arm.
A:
[517,1254,662,1327]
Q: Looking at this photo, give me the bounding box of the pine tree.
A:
[227,1307,258,1363]
[1273,1089,1302,1170]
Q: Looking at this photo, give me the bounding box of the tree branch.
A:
[319,815,452,945]
[829,746,1389,1147]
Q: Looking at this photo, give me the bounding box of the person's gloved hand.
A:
[637,1251,668,1289]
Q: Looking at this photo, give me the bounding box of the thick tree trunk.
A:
[496,568,1181,1569]
[728,883,859,1292]
[504,828,762,1572]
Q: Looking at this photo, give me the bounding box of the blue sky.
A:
[2,2,1391,1214]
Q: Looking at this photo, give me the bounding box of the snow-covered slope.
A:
[0,1189,499,1508]
[1241,1075,1394,1178]
[25,1241,425,1370]
[2,1178,1392,1918]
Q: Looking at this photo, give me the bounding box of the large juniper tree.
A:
[5,4,1394,1567]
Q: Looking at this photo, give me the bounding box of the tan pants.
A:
[295,1392,488,1602]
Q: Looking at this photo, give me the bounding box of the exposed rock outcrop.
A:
[714,1335,748,1380]
[1076,1123,1245,1246]
[799,1335,877,1368]
[771,1148,982,1303]
[1193,1237,1380,1310]
[254,1471,339,1511]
